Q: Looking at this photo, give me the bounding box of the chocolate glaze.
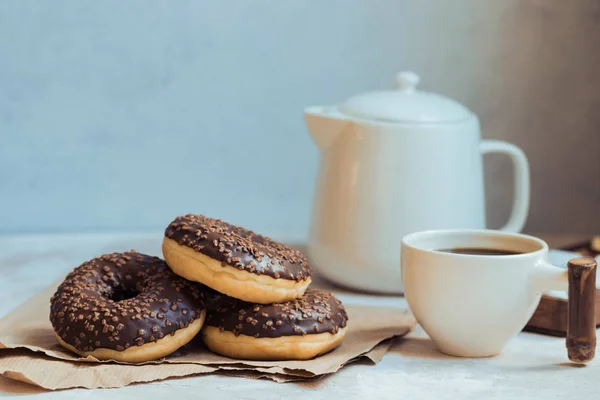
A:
[50,251,206,353]
[205,288,348,338]
[164,214,311,282]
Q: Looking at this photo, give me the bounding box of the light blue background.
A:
[2,1,599,237]
[0,1,426,238]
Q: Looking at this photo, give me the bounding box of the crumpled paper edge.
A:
[0,337,398,390]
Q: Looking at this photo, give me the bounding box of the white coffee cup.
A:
[401,229,596,361]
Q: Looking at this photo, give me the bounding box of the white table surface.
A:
[0,232,598,399]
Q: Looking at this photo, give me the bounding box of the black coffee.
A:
[435,247,523,256]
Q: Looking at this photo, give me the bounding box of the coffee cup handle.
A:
[566,257,597,363]
[532,257,597,363]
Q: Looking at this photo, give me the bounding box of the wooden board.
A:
[524,237,600,336]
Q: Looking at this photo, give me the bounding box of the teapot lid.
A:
[338,71,472,123]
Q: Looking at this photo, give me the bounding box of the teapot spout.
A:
[304,106,347,150]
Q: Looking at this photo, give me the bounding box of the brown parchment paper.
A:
[0,283,415,390]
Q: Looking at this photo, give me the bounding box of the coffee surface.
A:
[436,247,523,256]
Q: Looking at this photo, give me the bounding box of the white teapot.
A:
[304,71,530,293]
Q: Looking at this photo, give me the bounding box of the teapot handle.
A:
[480,140,530,232]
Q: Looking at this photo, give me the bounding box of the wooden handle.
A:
[567,257,597,363]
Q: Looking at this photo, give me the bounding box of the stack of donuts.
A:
[50,214,348,363]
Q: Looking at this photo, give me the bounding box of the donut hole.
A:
[109,287,139,302]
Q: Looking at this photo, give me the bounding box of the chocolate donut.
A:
[201,288,348,360]
[50,251,207,362]
[162,214,312,304]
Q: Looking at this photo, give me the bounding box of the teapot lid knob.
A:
[396,71,420,93]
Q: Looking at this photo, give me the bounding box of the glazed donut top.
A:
[165,214,311,282]
[50,251,206,353]
[205,288,348,338]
